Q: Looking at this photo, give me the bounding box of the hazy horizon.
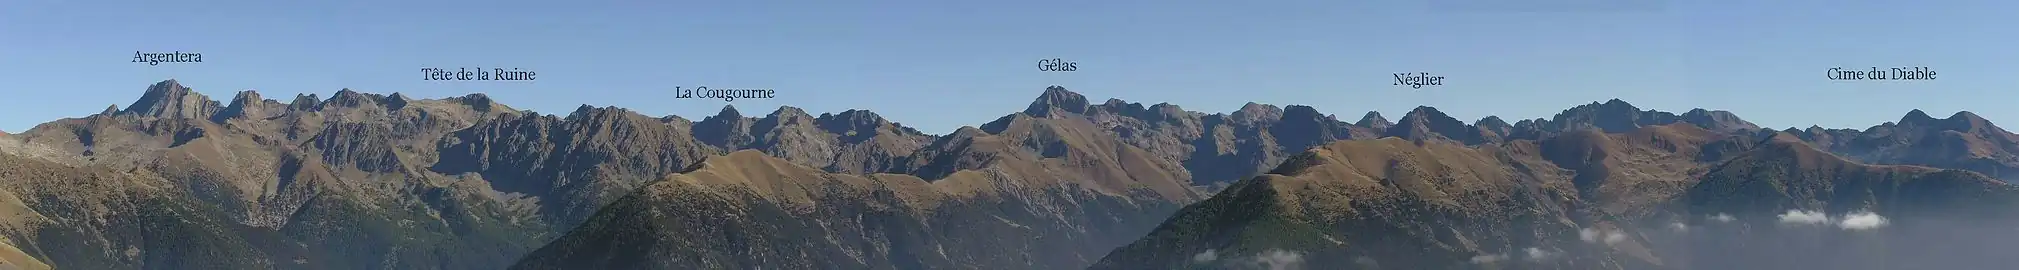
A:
[5,0,2013,134]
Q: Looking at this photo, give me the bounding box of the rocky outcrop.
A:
[1787,109,2019,181]
[121,80,221,120]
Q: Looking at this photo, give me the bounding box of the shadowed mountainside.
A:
[1093,128,2019,270]
[511,150,1189,269]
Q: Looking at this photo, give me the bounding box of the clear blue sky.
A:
[2,0,2014,134]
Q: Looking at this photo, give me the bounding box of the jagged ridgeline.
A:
[5,80,2019,269]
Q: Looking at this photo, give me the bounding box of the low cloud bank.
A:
[1775,209,1891,230]
[1708,213,1737,223]
[1190,249,1304,270]
[1839,211,1889,230]
[1638,209,2019,270]
[1777,210,1831,225]
[1468,247,1558,265]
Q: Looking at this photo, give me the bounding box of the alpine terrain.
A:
[1,81,2017,270]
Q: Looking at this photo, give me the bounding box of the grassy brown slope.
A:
[0,146,274,269]
[513,150,1188,269]
[905,113,1198,202]
[1094,137,1651,270]
[1536,124,1723,219]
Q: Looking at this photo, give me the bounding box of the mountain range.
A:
[1,80,2017,269]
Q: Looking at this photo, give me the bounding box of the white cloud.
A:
[1471,247,1556,264]
[1580,228,1627,245]
[1669,222,1689,232]
[1523,247,1558,261]
[1777,210,1831,225]
[1250,249,1304,270]
[1772,209,1892,231]
[1192,249,1218,263]
[1838,211,1889,230]
[1709,213,1737,223]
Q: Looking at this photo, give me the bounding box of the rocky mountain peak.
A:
[1475,116,1510,129]
[450,93,504,112]
[569,104,598,117]
[212,90,272,121]
[1953,110,1984,119]
[713,104,745,120]
[1270,105,1350,149]
[949,125,985,137]
[383,93,410,110]
[816,109,907,135]
[1951,111,1990,126]
[122,79,221,119]
[565,104,634,120]
[1133,102,1195,125]
[561,105,666,136]
[1279,105,1329,122]
[1090,98,1154,119]
[1386,106,1474,143]
[1473,116,1514,142]
[694,105,757,148]
[748,106,821,145]
[1602,98,1633,107]
[1355,111,1391,130]
[1025,85,1091,117]
[1403,106,1450,119]
[752,106,818,134]
[820,109,885,124]
[1101,98,1129,108]
[286,93,319,111]
[229,90,263,105]
[1547,98,1686,133]
[1144,102,1186,116]
[1901,109,1936,124]
[320,88,384,109]
[1229,102,1282,124]
[1894,109,2000,133]
[1561,98,1644,116]
[1680,108,1761,132]
[767,106,813,121]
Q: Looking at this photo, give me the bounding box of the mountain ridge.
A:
[7,79,2019,270]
